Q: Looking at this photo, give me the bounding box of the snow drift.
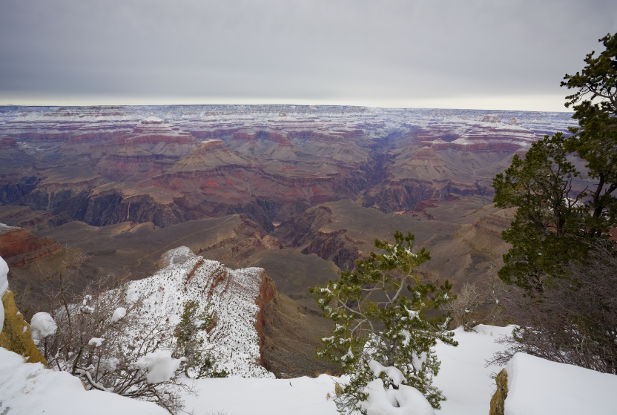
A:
[0,347,168,415]
[504,352,617,415]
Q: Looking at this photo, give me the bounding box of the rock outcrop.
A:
[120,247,277,377]
[0,290,47,365]
[489,368,508,415]
[0,225,61,267]
[301,230,359,271]
[254,270,277,369]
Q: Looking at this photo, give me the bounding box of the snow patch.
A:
[505,353,617,415]
[161,245,194,266]
[0,255,7,333]
[0,222,19,233]
[0,255,8,298]
[362,379,434,415]
[0,347,168,414]
[111,307,126,322]
[142,115,163,123]
[134,350,182,384]
[369,360,406,387]
[88,337,105,347]
[30,312,57,344]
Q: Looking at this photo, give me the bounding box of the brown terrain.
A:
[0,105,575,375]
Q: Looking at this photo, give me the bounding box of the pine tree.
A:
[493,33,617,293]
[311,231,456,413]
[492,33,617,372]
[173,300,227,378]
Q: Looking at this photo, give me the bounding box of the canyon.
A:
[0,105,575,373]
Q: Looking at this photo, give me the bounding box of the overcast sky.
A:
[1,0,616,111]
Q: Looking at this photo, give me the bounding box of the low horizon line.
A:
[0,93,571,113]
[0,102,573,114]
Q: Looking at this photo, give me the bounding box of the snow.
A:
[504,352,617,415]
[30,312,57,344]
[0,347,168,415]
[0,223,19,233]
[142,115,163,123]
[183,375,339,415]
[123,247,272,377]
[369,360,406,387]
[162,245,193,265]
[363,361,432,414]
[88,337,105,347]
[111,307,126,322]
[430,324,513,415]
[4,317,616,415]
[134,350,182,383]
[362,379,434,415]
[180,325,513,415]
[0,255,8,298]
[178,324,617,415]
[0,255,7,333]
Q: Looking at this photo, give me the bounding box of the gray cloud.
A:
[1,0,616,109]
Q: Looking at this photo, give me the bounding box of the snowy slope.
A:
[434,325,514,415]
[123,246,272,378]
[0,347,168,415]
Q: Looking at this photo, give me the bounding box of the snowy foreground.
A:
[181,325,514,415]
[0,347,168,415]
[1,252,616,415]
[3,323,617,415]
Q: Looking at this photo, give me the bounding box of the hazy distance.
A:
[1,0,616,111]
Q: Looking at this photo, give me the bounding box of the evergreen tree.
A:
[173,300,227,378]
[312,231,456,413]
[494,33,617,293]
[492,33,617,372]
[562,33,617,237]
[493,132,586,291]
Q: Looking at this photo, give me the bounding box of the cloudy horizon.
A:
[1,0,616,111]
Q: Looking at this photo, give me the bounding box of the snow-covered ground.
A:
[0,254,168,415]
[505,353,617,415]
[0,347,168,415]
[179,325,513,415]
[434,325,514,415]
[3,250,617,414]
[2,320,617,414]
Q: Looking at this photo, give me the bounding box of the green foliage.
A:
[311,231,456,413]
[494,33,617,293]
[492,33,617,373]
[493,132,587,291]
[173,300,227,378]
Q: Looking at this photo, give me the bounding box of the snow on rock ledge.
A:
[0,347,168,415]
[125,246,273,378]
[504,353,617,415]
[0,255,8,332]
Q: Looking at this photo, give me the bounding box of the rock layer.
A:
[0,106,575,230]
